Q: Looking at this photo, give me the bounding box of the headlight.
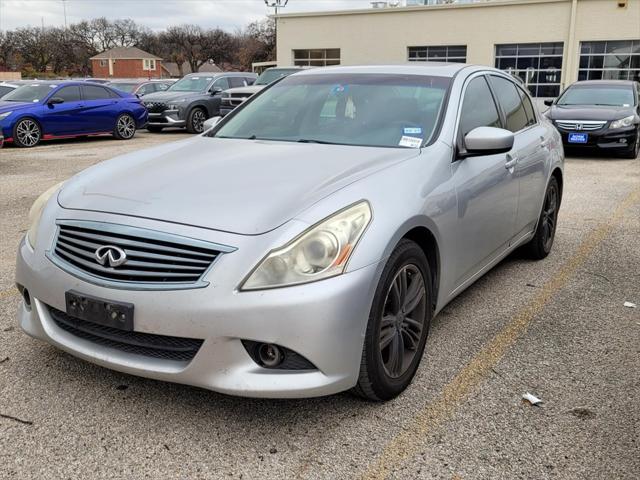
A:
[241,201,372,290]
[0,111,12,121]
[610,115,635,129]
[167,104,180,110]
[26,182,63,249]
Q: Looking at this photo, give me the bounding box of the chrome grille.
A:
[144,101,168,113]
[556,120,606,131]
[49,220,234,289]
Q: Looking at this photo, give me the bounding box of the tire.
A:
[113,113,136,140]
[13,118,42,148]
[522,176,560,260]
[620,129,639,159]
[146,125,164,133]
[353,239,433,401]
[186,107,207,134]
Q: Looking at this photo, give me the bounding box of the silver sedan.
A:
[15,64,564,400]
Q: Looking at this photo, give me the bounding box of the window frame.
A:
[407,45,467,63]
[292,49,341,67]
[54,85,83,103]
[81,84,112,101]
[453,72,505,159]
[143,58,157,71]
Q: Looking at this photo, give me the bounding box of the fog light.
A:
[258,343,284,368]
[16,284,31,311]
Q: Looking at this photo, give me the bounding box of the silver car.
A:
[16,64,563,400]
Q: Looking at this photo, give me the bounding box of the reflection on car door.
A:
[450,75,519,287]
[488,75,548,239]
[42,85,84,136]
[80,85,119,133]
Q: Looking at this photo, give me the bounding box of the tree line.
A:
[0,17,275,77]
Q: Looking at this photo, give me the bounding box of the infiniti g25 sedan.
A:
[16,65,563,401]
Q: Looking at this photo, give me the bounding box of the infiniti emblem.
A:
[95,245,127,268]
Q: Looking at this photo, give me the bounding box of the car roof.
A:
[292,63,477,78]
[570,80,635,87]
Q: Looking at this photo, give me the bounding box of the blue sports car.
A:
[0,81,148,148]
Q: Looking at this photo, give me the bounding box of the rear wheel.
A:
[187,107,207,134]
[114,113,136,140]
[523,176,560,260]
[13,118,41,148]
[353,239,432,401]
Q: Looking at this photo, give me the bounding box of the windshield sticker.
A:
[399,136,423,148]
[403,127,423,136]
[345,96,356,119]
[330,84,348,95]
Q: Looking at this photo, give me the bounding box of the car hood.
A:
[141,91,206,103]
[0,101,34,113]
[225,85,265,96]
[58,137,417,235]
[549,104,635,121]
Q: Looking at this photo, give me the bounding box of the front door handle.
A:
[505,153,518,169]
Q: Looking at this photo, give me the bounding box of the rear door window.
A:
[83,85,111,100]
[489,75,529,133]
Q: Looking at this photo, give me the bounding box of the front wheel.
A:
[113,113,136,140]
[353,239,432,401]
[186,108,207,134]
[13,118,42,148]
[523,176,560,260]
[620,128,639,159]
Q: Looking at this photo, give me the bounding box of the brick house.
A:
[90,47,164,79]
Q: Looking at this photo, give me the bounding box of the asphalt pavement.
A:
[0,132,638,479]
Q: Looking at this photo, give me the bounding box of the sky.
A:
[0,0,376,31]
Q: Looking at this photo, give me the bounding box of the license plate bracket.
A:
[65,290,134,331]
[568,132,588,144]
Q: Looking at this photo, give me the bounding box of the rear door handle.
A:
[505,153,518,169]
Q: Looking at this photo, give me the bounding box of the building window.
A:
[579,40,640,82]
[143,59,157,71]
[99,59,108,67]
[495,42,563,97]
[293,49,340,67]
[408,45,467,63]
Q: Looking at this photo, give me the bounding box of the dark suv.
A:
[143,72,257,133]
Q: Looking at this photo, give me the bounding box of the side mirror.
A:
[463,127,514,156]
[210,87,223,96]
[47,97,64,105]
[203,116,221,131]
[543,99,554,107]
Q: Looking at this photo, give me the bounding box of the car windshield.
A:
[557,85,635,107]
[168,76,214,92]
[2,84,55,103]
[255,69,300,86]
[109,83,138,93]
[213,73,451,148]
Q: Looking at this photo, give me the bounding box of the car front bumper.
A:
[558,126,637,152]
[147,110,186,128]
[15,210,382,398]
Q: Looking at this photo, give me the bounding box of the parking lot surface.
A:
[1,134,638,479]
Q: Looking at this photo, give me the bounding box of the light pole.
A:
[62,0,68,28]
[264,0,289,16]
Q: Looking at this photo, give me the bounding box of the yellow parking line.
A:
[0,288,18,300]
[361,187,640,480]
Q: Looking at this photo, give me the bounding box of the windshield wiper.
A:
[297,138,339,145]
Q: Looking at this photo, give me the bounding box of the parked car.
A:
[0,81,147,148]
[545,80,639,158]
[220,67,306,116]
[106,79,175,97]
[142,72,257,133]
[16,64,563,400]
